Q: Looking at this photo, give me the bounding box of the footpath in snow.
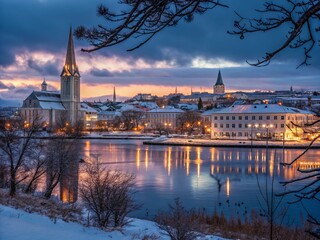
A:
[0,205,225,240]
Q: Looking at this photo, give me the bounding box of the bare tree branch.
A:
[229,1,320,67]
[281,134,320,166]
[75,0,228,52]
[0,113,44,196]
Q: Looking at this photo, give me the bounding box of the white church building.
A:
[20,28,83,128]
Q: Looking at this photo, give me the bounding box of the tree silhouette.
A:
[228,1,320,68]
[197,97,203,110]
[176,110,201,135]
[0,114,43,196]
[75,0,319,67]
[271,119,320,238]
[75,0,227,52]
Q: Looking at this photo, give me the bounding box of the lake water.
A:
[80,139,320,225]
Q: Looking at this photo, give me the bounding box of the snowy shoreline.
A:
[0,204,225,240]
[143,136,320,149]
[22,131,320,149]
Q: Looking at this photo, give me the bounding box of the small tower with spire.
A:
[60,27,81,125]
[113,86,116,102]
[41,78,47,91]
[213,69,225,94]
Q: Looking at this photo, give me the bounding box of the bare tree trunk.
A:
[9,170,16,196]
[44,177,60,199]
[24,167,45,194]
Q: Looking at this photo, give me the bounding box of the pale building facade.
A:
[146,107,184,130]
[81,103,98,129]
[210,104,317,140]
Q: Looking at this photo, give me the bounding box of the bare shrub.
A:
[201,208,314,240]
[0,190,82,223]
[80,160,138,228]
[155,198,201,240]
[141,234,161,240]
[0,113,44,196]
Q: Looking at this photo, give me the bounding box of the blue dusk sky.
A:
[0,0,319,103]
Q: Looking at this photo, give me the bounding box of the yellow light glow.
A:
[197,162,200,177]
[145,149,148,170]
[226,177,230,197]
[136,148,140,169]
[269,154,274,177]
[211,148,215,161]
[168,147,172,176]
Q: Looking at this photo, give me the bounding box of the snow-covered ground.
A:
[144,136,320,148]
[0,205,225,240]
[82,131,157,139]
[81,132,320,148]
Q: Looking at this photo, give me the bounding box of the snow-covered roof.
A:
[181,92,215,98]
[98,110,121,117]
[202,108,220,116]
[118,104,142,112]
[135,101,159,109]
[177,103,198,111]
[277,97,320,101]
[39,101,65,110]
[81,103,98,113]
[148,107,184,113]
[33,91,61,101]
[213,104,314,115]
[99,105,109,111]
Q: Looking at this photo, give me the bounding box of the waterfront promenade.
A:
[80,132,320,149]
[143,136,320,149]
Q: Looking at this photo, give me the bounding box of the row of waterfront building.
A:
[15,29,319,141]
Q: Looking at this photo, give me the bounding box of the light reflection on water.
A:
[80,139,319,224]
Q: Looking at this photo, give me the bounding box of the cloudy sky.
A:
[0,0,319,105]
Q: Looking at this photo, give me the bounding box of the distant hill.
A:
[0,98,21,107]
[82,95,128,102]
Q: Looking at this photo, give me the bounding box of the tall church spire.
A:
[41,78,47,91]
[60,27,79,77]
[213,69,225,94]
[215,69,224,86]
[60,27,81,125]
[113,86,116,102]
